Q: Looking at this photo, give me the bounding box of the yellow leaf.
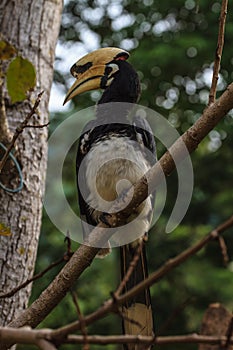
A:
[0,40,17,60]
[0,223,12,236]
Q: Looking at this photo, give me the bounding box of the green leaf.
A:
[0,40,17,60]
[6,56,36,103]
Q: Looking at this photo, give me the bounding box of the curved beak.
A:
[63,47,129,105]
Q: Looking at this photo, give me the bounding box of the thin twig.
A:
[70,291,89,350]
[118,217,233,306]
[0,257,64,299]
[217,235,229,266]
[0,236,73,299]
[24,121,50,129]
[0,91,44,174]
[208,0,228,105]
[114,240,144,298]
[157,297,194,335]
[65,333,233,346]
[64,233,72,259]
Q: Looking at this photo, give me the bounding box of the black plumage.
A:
[75,59,156,346]
[64,49,156,349]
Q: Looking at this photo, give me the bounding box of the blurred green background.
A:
[20,0,233,349]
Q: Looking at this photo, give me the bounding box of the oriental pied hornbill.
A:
[64,47,156,348]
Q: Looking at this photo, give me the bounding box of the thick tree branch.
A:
[0,327,54,349]
[6,83,233,333]
[1,327,233,348]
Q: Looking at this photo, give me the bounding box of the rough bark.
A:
[0,0,62,326]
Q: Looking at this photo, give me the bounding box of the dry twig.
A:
[208,0,228,105]
[25,121,50,129]
[0,91,44,174]
[70,291,89,350]
[118,215,233,307]
[114,240,144,298]
[65,333,233,346]
[217,235,229,266]
[0,235,73,299]
[0,257,64,299]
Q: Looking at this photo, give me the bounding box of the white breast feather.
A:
[82,136,153,243]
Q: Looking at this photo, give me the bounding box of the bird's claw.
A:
[99,212,112,227]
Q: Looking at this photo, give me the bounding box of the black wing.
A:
[76,120,97,241]
[132,113,157,227]
[132,114,156,164]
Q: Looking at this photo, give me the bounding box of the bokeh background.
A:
[23,1,233,349]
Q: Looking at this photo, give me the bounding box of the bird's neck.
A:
[95,101,132,124]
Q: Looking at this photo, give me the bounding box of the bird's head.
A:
[63,47,141,105]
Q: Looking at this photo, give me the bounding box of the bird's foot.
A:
[99,212,112,227]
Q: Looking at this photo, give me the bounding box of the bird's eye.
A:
[106,63,119,77]
[101,63,119,89]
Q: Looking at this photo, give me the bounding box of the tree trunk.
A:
[0,0,62,326]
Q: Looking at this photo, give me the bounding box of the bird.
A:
[64,47,156,349]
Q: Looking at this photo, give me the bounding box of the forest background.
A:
[17,0,233,349]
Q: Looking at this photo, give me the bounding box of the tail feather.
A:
[120,243,154,350]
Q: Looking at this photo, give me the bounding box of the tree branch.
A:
[50,215,233,339]
[117,215,233,306]
[36,339,57,350]
[208,0,228,105]
[1,216,232,348]
[1,327,233,348]
[0,257,65,299]
[114,239,144,298]
[64,333,233,346]
[0,91,44,174]
[0,235,73,299]
[6,81,233,333]
[0,327,54,349]
[70,291,89,350]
